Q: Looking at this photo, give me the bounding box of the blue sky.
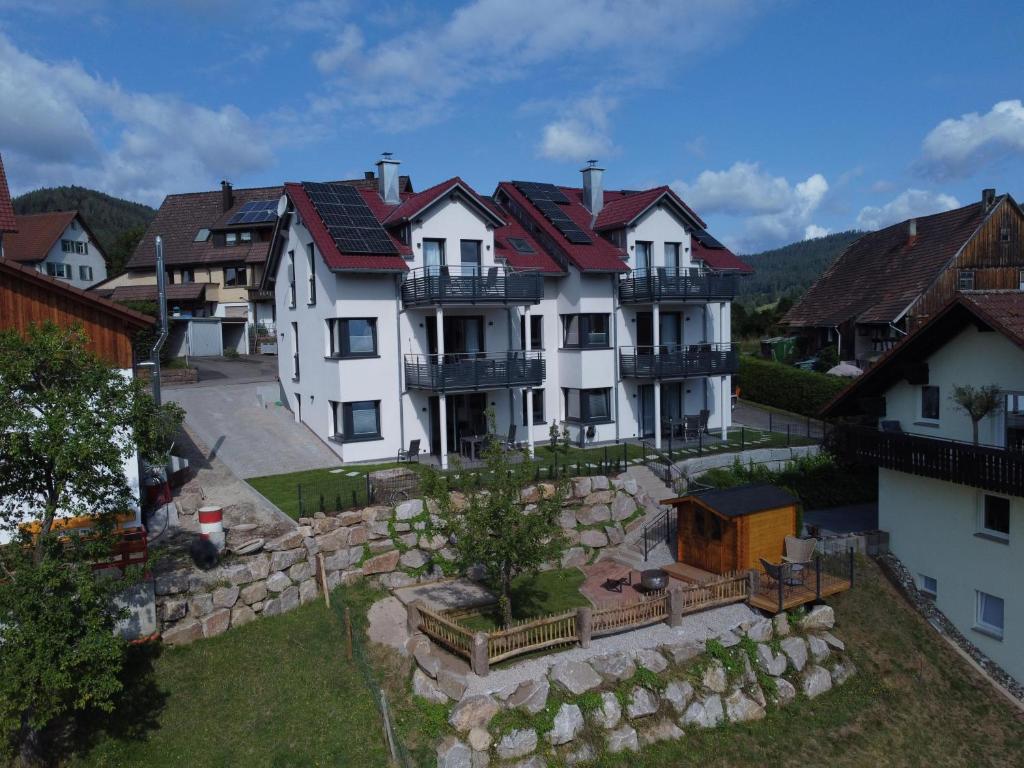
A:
[1,0,1023,252]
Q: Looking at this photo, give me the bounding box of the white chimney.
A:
[581,160,604,217]
[376,152,401,205]
[908,218,917,239]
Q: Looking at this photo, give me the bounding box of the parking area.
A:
[165,358,339,479]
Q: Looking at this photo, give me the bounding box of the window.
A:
[919,575,937,597]
[423,239,445,274]
[665,242,681,272]
[224,265,247,287]
[306,243,316,305]
[635,241,652,271]
[287,251,296,308]
[45,262,71,279]
[1006,392,1024,452]
[957,269,975,291]
[77,241,88,254]
[508,237,534,253]
[239,231,253,243]
[562,314,609,348]
[327,318,377,358]
[520,315,543,350]
[981,494,1010,540]
[340,400,382,442]
[180,268,195,284]
[564,387,611,423]
[1019,269,1024,291]
[61,239,73,253]
[167,271,175,284]
[78,265,93,282]
[194,228,210,242]
[522,388,545,425]
[1000,226,1011,243]
[290,322,299,379]
[226,232,237,246]
[921,386,940,421]
[460,240,481,276]
[975,591,1004,639]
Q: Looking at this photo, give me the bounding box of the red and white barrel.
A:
[198,505,225,551]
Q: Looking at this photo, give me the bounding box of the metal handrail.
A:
[619,343,738,378]
[618,269,738,302]
[403,350,546,392]
[400,264,543,306]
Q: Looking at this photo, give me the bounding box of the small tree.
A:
[950,384,1003,445]
[427,412,568,626]
[0,322,183,762]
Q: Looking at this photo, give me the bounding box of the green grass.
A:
[246,462,406,519]
[70,598,389,768]
[456,568,590,631]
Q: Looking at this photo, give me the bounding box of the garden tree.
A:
[950,384,1003,445]
[426,415,568,626]
[0,322,183,762]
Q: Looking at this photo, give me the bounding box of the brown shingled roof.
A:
[3,211,78,263]
[785,199,997,328]
[0,153,16,234]
[100,283,210,303]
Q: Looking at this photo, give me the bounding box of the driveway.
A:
[165,359,339,479]
[733,399,826,440]
[185,355,279,387]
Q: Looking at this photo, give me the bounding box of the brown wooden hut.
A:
[668,484,799,577]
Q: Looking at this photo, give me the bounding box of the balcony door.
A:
[639,384,655,438]
[428,316,484,358]
[428,392,488,457]
[636,312,681,350]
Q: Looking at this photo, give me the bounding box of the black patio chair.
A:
[759,558,787,590]
[397,439,421,463]
[502,423,517,451]
[698,408,711,435]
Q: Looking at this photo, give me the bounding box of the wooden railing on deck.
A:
[674,571,748,612]
[419,606,475,659]
[487,610,578,664]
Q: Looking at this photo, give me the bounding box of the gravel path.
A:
[463,602,757,697]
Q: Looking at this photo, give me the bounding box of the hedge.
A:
[737,355,849,418]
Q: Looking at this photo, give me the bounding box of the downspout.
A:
[150,235,169,406]
[833,324,841,362]
[612,273,620,443]
[395,275,405,452]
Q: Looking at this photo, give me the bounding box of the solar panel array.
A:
[302,182,398,255]
[512,181,592,245]
[693,228,726,250]
[227,199,278,226]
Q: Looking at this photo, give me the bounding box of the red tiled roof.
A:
[486,198,563,275]
[960,291,1024,345]
[285,183,409,272]
[785,199,999,328]
[3,211,78,263]
[382,176,504,228]
[496,182,627,273]
[692,236,754,274]
[593,186,706,231]
[0,153,16,233]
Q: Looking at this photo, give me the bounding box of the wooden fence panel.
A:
[592,592,668,637]
[487,611,578,664]
[676,572,748,614]
[419,607,475,660]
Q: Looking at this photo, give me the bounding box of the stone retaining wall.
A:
[677,445,821,485]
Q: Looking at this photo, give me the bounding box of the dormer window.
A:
[240,231,253,243]
[194,228,210,242]
[226,232,237,246]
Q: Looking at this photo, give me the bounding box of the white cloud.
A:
[313,24,364,73]
[539,94,617,162]
[311,0,760,130]
[0,33,273,205]
[804,224,830,240]
[672,162,829,250]
[920,99,1024,179]
[856,189,960,230]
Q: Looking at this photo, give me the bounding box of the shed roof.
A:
[677,484,799,518]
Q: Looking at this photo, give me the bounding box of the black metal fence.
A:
[403,351,545,392]
[400,265,543,306]
[619,343,738,379]
[618,269,738,303]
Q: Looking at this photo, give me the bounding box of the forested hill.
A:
[738,230,863,307]
[13,186,156,277]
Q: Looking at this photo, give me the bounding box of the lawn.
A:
[456,568,589,631]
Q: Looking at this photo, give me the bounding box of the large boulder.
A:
[639,719,684,746]
[774,677,797,706]
[634,648,668,673]
[703,695,725,726]
[583,490,614,506]
[580,529,609,549]
[800,605,835,631]
[807,634,830,663]
[572,477,592,498]
[663,680,694,714]
[395,499,423,521]
[550,660,602,695]
[449,695,499,732]
[438,667,468,701]
[590,475,610,491]
[802,665,833,698]
[626,686,659,719]
[558,510,578,529]
[560,547,588,569]
[724,690,765,723]
[831,660,857,685]
[663,641,703,665]
[495,728,537,760]
[400,549,430,569]
[591,691,621,729]
[701,660,728,693]
[162,618,203,646]
[266,571,291,593]
[576,505,611,526]
[746,618,773,643]
[611,494,636,521]
[436,737,472,768]
[548,703,584,745]
[270,548,306,572]
[606,725,639,754]
[605,525,625,546]
[508,679,549,715]
[822,632,846,652]
[780,636,808,672]
[201,608,231,638]
[363,549,400,574]
[264,530,303,551]
[590,653,636,682]
[467,728,491,753]
[755,643,787,676]
[412,668,448,704]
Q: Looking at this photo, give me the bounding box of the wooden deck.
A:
[748,571,852,612]
[663,562,719,585]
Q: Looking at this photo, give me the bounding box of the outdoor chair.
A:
[783,535,817,584]
[683,414,701,441]
[759,558,792,590]
[502,424,517,451]
[698,408,711,435]
[397,439,421,463]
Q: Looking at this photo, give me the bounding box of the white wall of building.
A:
[624,204,695,270]
[36,218,107,289]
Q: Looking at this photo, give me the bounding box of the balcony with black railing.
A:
[404,350,545,392]
[839,426,1024,496]
[401,265,543,307]
[618,268,738,303]
[619,343,738,379]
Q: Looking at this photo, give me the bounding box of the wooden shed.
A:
[669,484,799,576]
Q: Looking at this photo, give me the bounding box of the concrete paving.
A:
[733,399,825,440]
[165,379,340,479]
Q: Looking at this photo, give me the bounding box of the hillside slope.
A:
[739,230,863,307]
[13,186,156,276]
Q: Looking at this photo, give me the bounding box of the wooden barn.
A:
[667,484,799,579]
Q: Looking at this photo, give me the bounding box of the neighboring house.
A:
[3,210,108,289]
[0,258,153,544]
[785,189,1024,368]
[823,292,1024,684]
[0,152,19,258]
[264,155,751,467]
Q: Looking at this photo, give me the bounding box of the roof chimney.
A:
[908,218,917,239]
[364,171,375,180]
[221,180,233,212]
[581,160,604,217]
[376,153,401,205]
[982,188,996,210]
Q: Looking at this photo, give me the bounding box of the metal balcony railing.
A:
[619,343,738,379]
[618,268,738,303]
[404,350,546,392]
[401,265,543,307]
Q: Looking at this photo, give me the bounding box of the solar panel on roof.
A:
[513,181,593,244]
[227,199,278,226]
[303,181,398,256]
[507,237,534,254]
[693,228,725,250]
[512,180,569,204]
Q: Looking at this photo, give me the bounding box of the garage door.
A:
[186,318,223,357]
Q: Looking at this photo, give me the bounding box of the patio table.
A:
[460,435,486,461]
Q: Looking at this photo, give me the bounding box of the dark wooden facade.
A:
[911,197,1024,325]
[0,259,152,369]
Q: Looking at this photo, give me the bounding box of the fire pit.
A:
[640,568,668,591]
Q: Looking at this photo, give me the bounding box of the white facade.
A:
[36,216,107,289]
[277,178,735,468]
[875,324,1024,684]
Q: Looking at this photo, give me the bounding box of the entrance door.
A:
[428,393,488,458]
[660,312,681,351]
[428,316,485,356]
[639,384,655,438]
[636,312,653,347]
[429,396,441,456]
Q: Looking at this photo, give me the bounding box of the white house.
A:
[265,156,752,468]
[3,210,108,289]
[825,292,1024,684]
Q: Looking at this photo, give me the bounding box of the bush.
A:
[738,356,849,417]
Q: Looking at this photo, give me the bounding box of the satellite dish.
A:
[277,194,289,217]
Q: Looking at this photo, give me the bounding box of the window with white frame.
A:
[306,243,316,305]
[78,265,93,282]
[327,318,377,358]
[975,591,1004,639]
[919,575,937,597]
[287,251,296,308]
[979,494,1010,540]
[920,385,940,421]
[45,262,71,279]
[61,239,73,253]
[957,269,975,291]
